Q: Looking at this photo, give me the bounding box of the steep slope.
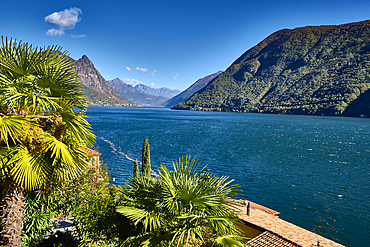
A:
[135,84,181,98]
[164,71,223,108]
[75,55,135,106]
[108,78,168,106]
[174,20,370,117]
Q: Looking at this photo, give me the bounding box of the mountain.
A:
[173,20,370,117]
[135,84,181,98]
[108,78,168,106]
[75,55,135,106]
[164,71,223,108]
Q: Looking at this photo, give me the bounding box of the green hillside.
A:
[82,86,136,106]
[173,20,370,117]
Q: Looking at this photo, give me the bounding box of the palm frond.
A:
[58,102,95,147]
[212,235,246,247]
[0,146,10,178]
[43,135,74,167]
[0,115,30,146]
[116,206,162,232]
[0,36,88,114]
[8,145,46,190]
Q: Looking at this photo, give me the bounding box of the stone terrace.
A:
[236,200,345,247]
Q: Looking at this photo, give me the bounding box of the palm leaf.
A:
[116,205,162,232]
[213,235,245,247]
[8,145,46,190]
[58,102,95,147]
[0,115,30,146]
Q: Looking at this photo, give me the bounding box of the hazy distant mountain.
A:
[75,55,135,106]
[108,78,168,106]
[174,20,370,117]
[164,71,222,108]
[134,84,181,98]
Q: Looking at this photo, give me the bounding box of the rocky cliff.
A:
[75,55,135,106]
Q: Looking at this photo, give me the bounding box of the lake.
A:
[86,106,370,247]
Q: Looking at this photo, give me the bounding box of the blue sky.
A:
[1,0,370,91]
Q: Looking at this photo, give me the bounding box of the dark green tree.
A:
[141,138,151,177]
[133,160,139,178]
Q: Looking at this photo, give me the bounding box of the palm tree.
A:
[117,156,245,247]
[0,37,95,246]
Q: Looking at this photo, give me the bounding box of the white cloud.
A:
[46,28,65,37]
[151,82,156,87]
[150,70,157,77]
[45,7,82,37]
[71,34,86,38]
[105,75,110,79]
[125,67,132,71]
[45,7,82,29]
[122,78,144,86]
[173,73,180,80]
[135,67,148,73]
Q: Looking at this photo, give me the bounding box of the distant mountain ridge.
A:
[135,84,181,98]
[164,71,223,108]
[174,20,370,117]
[75,55,135,106]
[108,78,170,106]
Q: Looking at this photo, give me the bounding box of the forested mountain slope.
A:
[173,20,370,117]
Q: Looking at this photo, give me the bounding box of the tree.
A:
[0,37,95,246]
[141,138,151,177]
[117,156,245,247]
[133,160,139,178]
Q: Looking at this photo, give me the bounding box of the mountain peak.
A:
[108,79,171,106]
[78,55,94,67]
[134,84,181,98]
[75,57,135,106]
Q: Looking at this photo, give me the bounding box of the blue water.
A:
[86,106,370,247]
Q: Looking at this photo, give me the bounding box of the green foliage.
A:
[141,138,151,177]
[21,152,248,246]
[0,36,95,189]
[174,20,370,117]
[133,160,139,178]
[0,36,95,246]
[213,236,246,247]
[52,167,131,242]
[82,86,134,107]
[117,156,244,247]
[36,231,78,247]
[79,238,118,247]
[22,190,58,246]
[21,164,133,246]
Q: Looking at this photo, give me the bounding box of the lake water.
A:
[86,106,370,247]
